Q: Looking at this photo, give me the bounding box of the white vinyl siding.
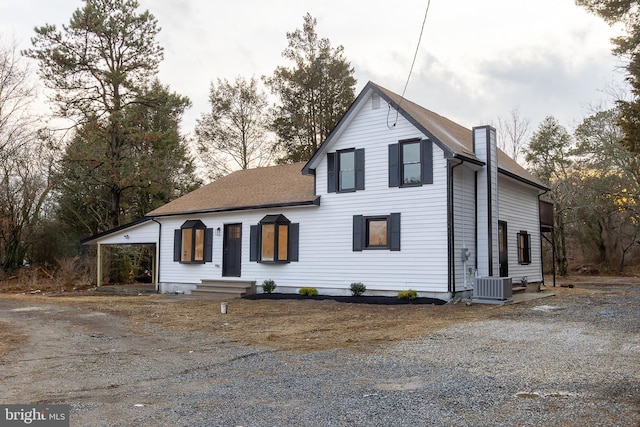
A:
[498,176,543,283]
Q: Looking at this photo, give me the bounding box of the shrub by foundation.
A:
[262,279,277,294]
[298,287,318,297]
[397,289,418,301]
[350,282,366,297]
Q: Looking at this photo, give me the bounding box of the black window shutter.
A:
[353,215,364,251]
[517,232,523,263]
[355,148,365,190]
[289,223,299,262]
[390,213,401,251]
[173,229,181,261]
[525,233,531,264]
[249,225,259,262]
[204,228,213,262]
[388,144,399,187]
[422,139,433,184]
[327,152,336,193]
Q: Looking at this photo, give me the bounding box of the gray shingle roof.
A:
[371,82,546,189]
[146,162,317,217]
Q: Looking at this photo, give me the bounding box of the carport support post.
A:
[96,243,103,287]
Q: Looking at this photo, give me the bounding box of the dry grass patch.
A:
[0,322,26,357]
[5,295,504,352]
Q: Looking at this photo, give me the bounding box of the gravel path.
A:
[0,284,638,426]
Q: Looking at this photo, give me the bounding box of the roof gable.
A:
[303,81,545,189]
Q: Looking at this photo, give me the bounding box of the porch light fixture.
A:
[215,227,221,236]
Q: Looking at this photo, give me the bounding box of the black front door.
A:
[498,221,508,277]
[223,223,242,277]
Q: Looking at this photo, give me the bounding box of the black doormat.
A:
[243,293,446,305]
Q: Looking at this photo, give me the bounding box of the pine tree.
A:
[25,0,190,229]
[264,13,357,163]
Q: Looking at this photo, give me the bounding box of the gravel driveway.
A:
[0,282,638,426]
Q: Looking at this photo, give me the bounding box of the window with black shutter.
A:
[173,220,213,264]
[389,139,433,187]
[353,213,401,251]
[250,214,299,263]
[517,231,531,265]
[327,148,365,193]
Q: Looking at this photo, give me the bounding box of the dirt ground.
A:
[0,274,636,355]
[0,275,638,425]
[0,288,497,355]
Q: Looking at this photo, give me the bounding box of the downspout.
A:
[448,158,464,296]
[151,217,161,293]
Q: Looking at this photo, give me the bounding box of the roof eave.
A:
[453,153,484,166]
[498,167,549,191]
[146,197,321,219]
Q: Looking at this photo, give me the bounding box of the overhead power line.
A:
[389,0,432,128]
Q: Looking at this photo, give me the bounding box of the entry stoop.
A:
[192,280,256,299]
[512,285,527,294]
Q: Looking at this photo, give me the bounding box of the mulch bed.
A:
[243,293,447,305]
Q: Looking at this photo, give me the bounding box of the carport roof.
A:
[81,217,153,245]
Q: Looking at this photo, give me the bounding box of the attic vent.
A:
[372,93,380,110]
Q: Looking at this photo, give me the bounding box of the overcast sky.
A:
[0,0,627,137]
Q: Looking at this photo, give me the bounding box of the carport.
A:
[81,218,160,289]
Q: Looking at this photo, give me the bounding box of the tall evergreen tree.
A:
[577,0,640,154]
[524,116,574,276]
[25,0,183,229]
[264,13,357,163]
[54,82,198,237]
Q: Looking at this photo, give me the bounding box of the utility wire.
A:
[389,0,432,127]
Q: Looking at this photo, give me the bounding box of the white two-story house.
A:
[83,82,549,301]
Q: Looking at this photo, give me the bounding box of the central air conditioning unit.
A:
[473,277,512,301]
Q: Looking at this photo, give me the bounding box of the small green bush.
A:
[262,279,277,294]
[298,287,318,297]
[350,282,366,297]
[397,289,418,301]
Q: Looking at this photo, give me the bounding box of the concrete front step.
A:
[185,292,244,300]
[191,280,256,299]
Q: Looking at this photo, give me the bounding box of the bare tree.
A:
[0,41,52,272]
[0,138,54,271]
[497,106,530,163]
[0,40,37,160]
[195,76,273,180]
[572,108,640,272]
